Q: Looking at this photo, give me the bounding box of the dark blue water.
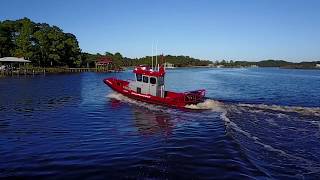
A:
[0,68,320,179]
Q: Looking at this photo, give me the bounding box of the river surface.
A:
[0,68,320,179]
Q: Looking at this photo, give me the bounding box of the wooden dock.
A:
[0,67,122,77]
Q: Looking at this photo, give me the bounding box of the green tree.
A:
[14,18,33,59]
[0,20,16,57]
[113,52,123,67]
[64,33,81,67]
[33,25,50,66]
[1,18,82,67]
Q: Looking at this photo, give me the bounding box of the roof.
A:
[133,65,165,77]
[0,57,31,63]
[97,56,112,65]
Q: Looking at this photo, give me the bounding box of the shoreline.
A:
[1,66,319,77]
[0,67,122,77]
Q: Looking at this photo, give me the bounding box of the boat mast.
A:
[151,43,154,70]
[162,53,165,70]
[155,42,158,71]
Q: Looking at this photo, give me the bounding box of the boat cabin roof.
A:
[133,65,165,77]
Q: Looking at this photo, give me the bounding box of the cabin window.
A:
[143,76,149,83]
[158,77,164,85]
[150,77,156,84]
[137,87,141,94]
[136,74,142,82]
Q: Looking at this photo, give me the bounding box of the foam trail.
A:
[108,92,320,117]
[185,99,225,112]
[107,92,160,111]
[109,94,225,123]
[108,92,225,112]
[221,110,320,175]
[107,92,129,101]
[107,92,183,114]
[238,103,320,117]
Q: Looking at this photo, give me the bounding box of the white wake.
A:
[185,99,225,112]
[238,103,320,117]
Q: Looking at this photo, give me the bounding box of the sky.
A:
[1,0,320,62]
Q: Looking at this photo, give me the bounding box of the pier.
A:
[0,56,124,77]
[0,67,122,77]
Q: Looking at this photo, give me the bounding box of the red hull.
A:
[104,78,205,108]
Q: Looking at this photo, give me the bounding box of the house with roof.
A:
[0,57,31,71]
[96,56,113,71]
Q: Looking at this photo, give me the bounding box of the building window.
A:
[143,76,149,83]
[136,74,142,82]
[150,77,156,84]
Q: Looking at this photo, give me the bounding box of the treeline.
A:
[214,59,320,69]
[0,18,212,68]
[125,55,212,67]
[0,18,81,67]
[214,59,290,67]
[80,52,125,68]
[1,18,318,70]
[280,61,320,69]
[81,52,212,68]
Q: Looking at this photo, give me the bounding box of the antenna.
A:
[155,41,158,71]
[161,53,165,70]
[151,43,154,70]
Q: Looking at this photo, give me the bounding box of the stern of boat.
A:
[183,89,206,105]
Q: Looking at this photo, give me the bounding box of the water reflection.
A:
[132,106,172,136]
[109,99,173,136]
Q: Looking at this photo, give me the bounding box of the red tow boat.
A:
[103,64,205,108]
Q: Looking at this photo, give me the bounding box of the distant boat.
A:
[164,62,175,69]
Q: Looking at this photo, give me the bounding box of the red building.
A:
[96,56,112,66]
[96,56,112,71]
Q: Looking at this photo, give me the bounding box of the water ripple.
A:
[1,70,320,179]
